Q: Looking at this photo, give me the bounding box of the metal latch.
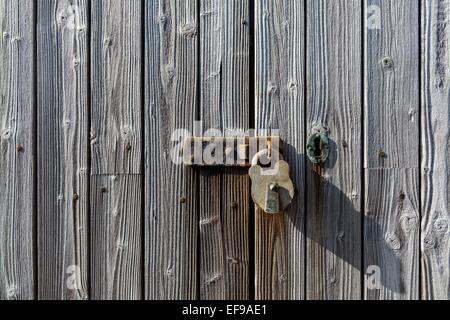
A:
[183,136,295,214]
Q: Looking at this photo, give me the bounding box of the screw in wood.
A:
[16,144,24,153]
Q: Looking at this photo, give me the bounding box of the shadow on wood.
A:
[284,142,404,296]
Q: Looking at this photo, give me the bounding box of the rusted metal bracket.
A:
[183,136,294,214]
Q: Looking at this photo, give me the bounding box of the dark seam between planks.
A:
[248,0,255,300]
[361,0,365,301]
[87,0,92,300]
[303,0,308,301]
[417,0,422,301]
[32,0,38,300]
[140,0,146,300]
[196,0,201,301]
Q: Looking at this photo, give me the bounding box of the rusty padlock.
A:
[248,149,295,214]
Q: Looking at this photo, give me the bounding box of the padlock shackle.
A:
[250,148,284,166]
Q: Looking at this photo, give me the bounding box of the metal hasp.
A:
[306,131,330,164]
[183,136,295,214]
[183,136,283,167]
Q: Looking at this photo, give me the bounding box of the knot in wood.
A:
[385,234,401,250]
[434,218,449,234]
[1,128,11,139]
[381,57,394,69]
[400,214,418,233]
[288,81,297,92]
[423,236,436,249]
[179,23,197,38]
[227,256,239,265]
[6,286,18,300]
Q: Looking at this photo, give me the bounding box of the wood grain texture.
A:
[364,0,420,299]
[37,0,88,300]
[90,0,143,300]
[145,0,199,299]
[306,0,362,300]
[364,169,419,299]
[91,0,142,175]
[365,0,419,168]
[0,0,35,300]
[421,0,450,300]
[254,0,305,300]
[90,175,142,299]
[199,0,250,300]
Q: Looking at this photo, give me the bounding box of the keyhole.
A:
[314,137,322,158]
[307,131,329,164]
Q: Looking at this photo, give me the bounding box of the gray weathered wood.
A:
[91,0,142,175]
[0,0,35,300]
[364,169,419,299]
[364,0,420,299]
[421,0,450,300]
[306,0,362,300]
[90,175,142,299]
[145,0,199,299]
[254,0,305,300]
[91,0,143,300]
[199,0,250,300]
[37,0,88,300]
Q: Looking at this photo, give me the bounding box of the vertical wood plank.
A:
[0,0,35,300]
[364,0,420,299]
[364,169,419,299]
[37,0,88,300]
[91,0,142,299]
[91,0,142,175]
[254,0,305,300]
[306,0,362,300]
[199,0,250,299]
[421,0,450,300]
[91,175,142,300]
[145,0,199,299]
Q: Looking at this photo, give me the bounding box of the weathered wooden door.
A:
[0,0,449,300]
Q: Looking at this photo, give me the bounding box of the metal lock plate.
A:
[248,158,295,214]
[306,131,329,164]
